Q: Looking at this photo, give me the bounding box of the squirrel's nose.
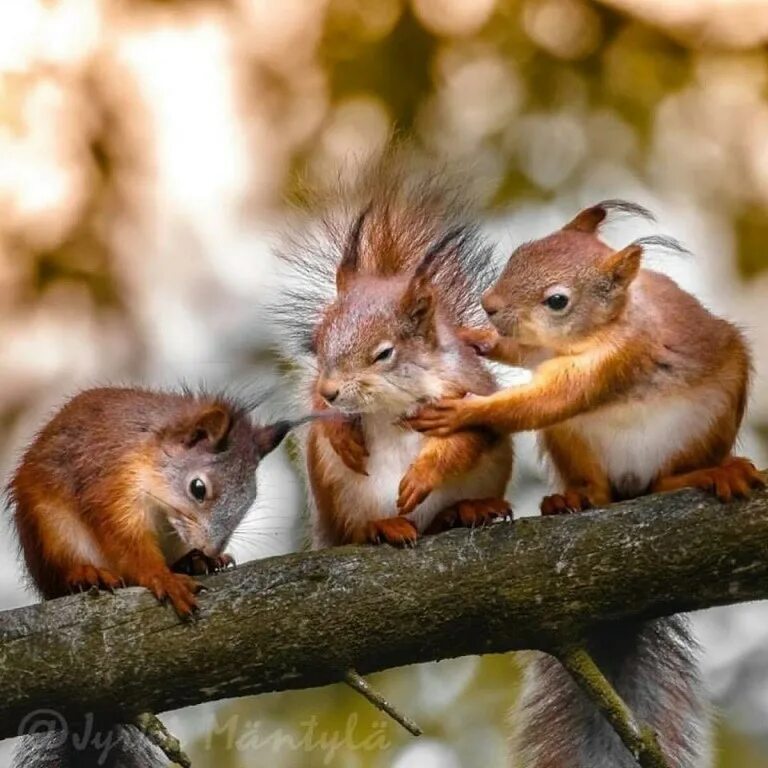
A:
[318,380,340,404]
[481,291,503,317]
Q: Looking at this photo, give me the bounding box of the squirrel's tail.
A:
[509,616,711,768]
[14,725,167,768]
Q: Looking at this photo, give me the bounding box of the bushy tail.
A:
[510,617,711,768]
[14,725,167,768]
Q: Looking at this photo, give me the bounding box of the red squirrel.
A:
[273,169,513,547]
[409,200,764,508]
[9,386,297,617]
[409,199,764,767]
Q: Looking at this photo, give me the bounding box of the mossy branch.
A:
[1,481,768,751]
[557,646,670,768]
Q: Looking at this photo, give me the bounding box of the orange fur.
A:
[397,430,502,515]
[410,202,764,507]
[304,200,514,548]
[9,387,283,616]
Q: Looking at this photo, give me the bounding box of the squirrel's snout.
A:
[481,291,504,317]
[318,379,340,404]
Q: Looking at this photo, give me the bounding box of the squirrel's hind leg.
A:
[425,498,510,534]
[539,425,612,515]
[653,455,765,501]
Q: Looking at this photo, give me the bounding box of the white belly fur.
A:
[319,415,510,534]
[563,385,729,496]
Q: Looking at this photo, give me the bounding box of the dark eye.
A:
[544,293,569,311]
[189,477,207,502]
[373,345,394,363]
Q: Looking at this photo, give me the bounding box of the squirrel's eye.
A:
[373,345,394,363]
[189,477,207,502]
[544,293,569,311]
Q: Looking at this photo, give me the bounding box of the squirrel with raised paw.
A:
[274,165,513,547]
[409,199,764,767]
[409,200,764,507]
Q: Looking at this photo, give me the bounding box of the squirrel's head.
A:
[313,210,462,415]
[147,400,292,563]
[482,201,651,350]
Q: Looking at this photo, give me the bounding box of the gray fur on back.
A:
[509,617,711,768]
[14,725,168,768]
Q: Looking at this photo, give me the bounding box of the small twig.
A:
[343,669,423,737]
[556,646,670,768]
[133,712,192,768]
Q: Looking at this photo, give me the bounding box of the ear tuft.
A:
[601,244,643,288]
[336,205,371,293]
[254,420,291,457]
[563,199,655,234]
[563,205,608,234]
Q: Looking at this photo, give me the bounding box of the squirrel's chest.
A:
[562,390,726,495]
[362,420,424,502]
[320,418,424,518]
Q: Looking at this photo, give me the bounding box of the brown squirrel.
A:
[10,386,304,768]
[9,386,297,615]
[273,167,513,547]
[408,200,764,767]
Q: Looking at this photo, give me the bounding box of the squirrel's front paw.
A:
[540,491,593,516]
[455,498,511,527]
[427,498,510,533]
[325,419,369,475]
[397,466,440,515]
[64,564,122,593]
[141,570,204,618]
[365,517,419,546]
[172,550,235,575]
[406,399,470,436]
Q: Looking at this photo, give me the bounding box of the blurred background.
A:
[1,0,768,765]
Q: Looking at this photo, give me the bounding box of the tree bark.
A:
[1,483,767,740]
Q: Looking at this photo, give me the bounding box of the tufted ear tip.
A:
[254,420,292,458]
[336,205,371,293]
[562,205,608,234]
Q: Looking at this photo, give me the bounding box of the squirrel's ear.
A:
[336,206,370,293]
[600,244,643,288]
[254,420,291,458]
[401,281,435,335]
[563,204,607,234]
[400,226,466,337]
[185,406,232,449]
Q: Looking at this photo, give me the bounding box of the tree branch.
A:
[2,482,768,742]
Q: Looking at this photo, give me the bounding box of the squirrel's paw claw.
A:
[172,550,235,575]
[143,571,202,618]
[454,497,511,528]
[426,498,510,533]
[65,564,122,594]
[540,491,593,516]
[397,469,438,515]
[365,517,419,547]
[688,457,765,502]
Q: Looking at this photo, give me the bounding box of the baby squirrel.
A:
[410,199,764,767]
[410,199,764,508]
[274,169,513,547]
[9,386,296,617]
